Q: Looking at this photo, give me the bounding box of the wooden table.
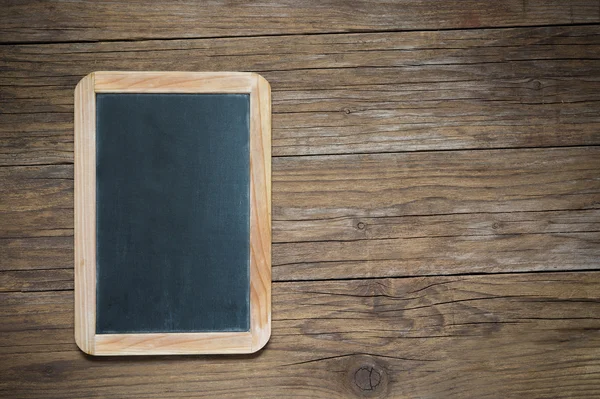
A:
[1,1,599,398]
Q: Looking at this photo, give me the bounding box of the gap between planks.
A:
[1,21,599,47]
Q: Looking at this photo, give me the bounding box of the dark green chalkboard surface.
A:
[95,93,251,334]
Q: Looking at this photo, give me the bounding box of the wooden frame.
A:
[74,72,271,355]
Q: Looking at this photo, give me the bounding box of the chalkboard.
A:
[74,72,271,355]
[96,93,251,334]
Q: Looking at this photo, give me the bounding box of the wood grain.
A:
[272,147,600,220]
[94,332,253,356]
[1,272,600,398]
[3,146,599,279]
[3,207,599,290]
[73,73,95,355]
[271,147,600,279]
[250,74,273,352]
[1,0,598,43]
[274,209,600,243]
[1,2,600,397]
[0,269,73,293]
[1,26,599,165]
[94,71,255,93]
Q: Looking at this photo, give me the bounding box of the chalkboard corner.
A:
[74,331,94,356]
[251,323,272,353]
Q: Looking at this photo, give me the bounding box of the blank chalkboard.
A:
[74,72,271,355]
[96,93,251,334]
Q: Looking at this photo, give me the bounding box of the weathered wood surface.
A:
[1,0,599,43]
[1,25,600,165]
[2,146,599,280]
[2,272,600,398]
[2,2,600,398]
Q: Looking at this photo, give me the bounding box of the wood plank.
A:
[272,146,600,220]
[3,208,598,289]
[271,146,600,279]
[4,205,600,288]
[0,164,72,242]
[0,269,73,293]
[276,232,600,280]
[1,26,599,164]
[0,163,73,271]
[1,272,600,398]
[1,0,599,44]
[2,146,599,278]
[0,237,72,272]
[274,209,600,243]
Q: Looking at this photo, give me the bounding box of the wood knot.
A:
[354,366,381,391]
[343,108,352,114]
[357,222,366,230]
[492,222,500,230]
[532,80,542,90]
[347,357,389,397]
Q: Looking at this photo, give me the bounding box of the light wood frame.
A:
[74,72,271,355]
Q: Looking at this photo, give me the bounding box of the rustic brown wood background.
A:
[1,1,600,398]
